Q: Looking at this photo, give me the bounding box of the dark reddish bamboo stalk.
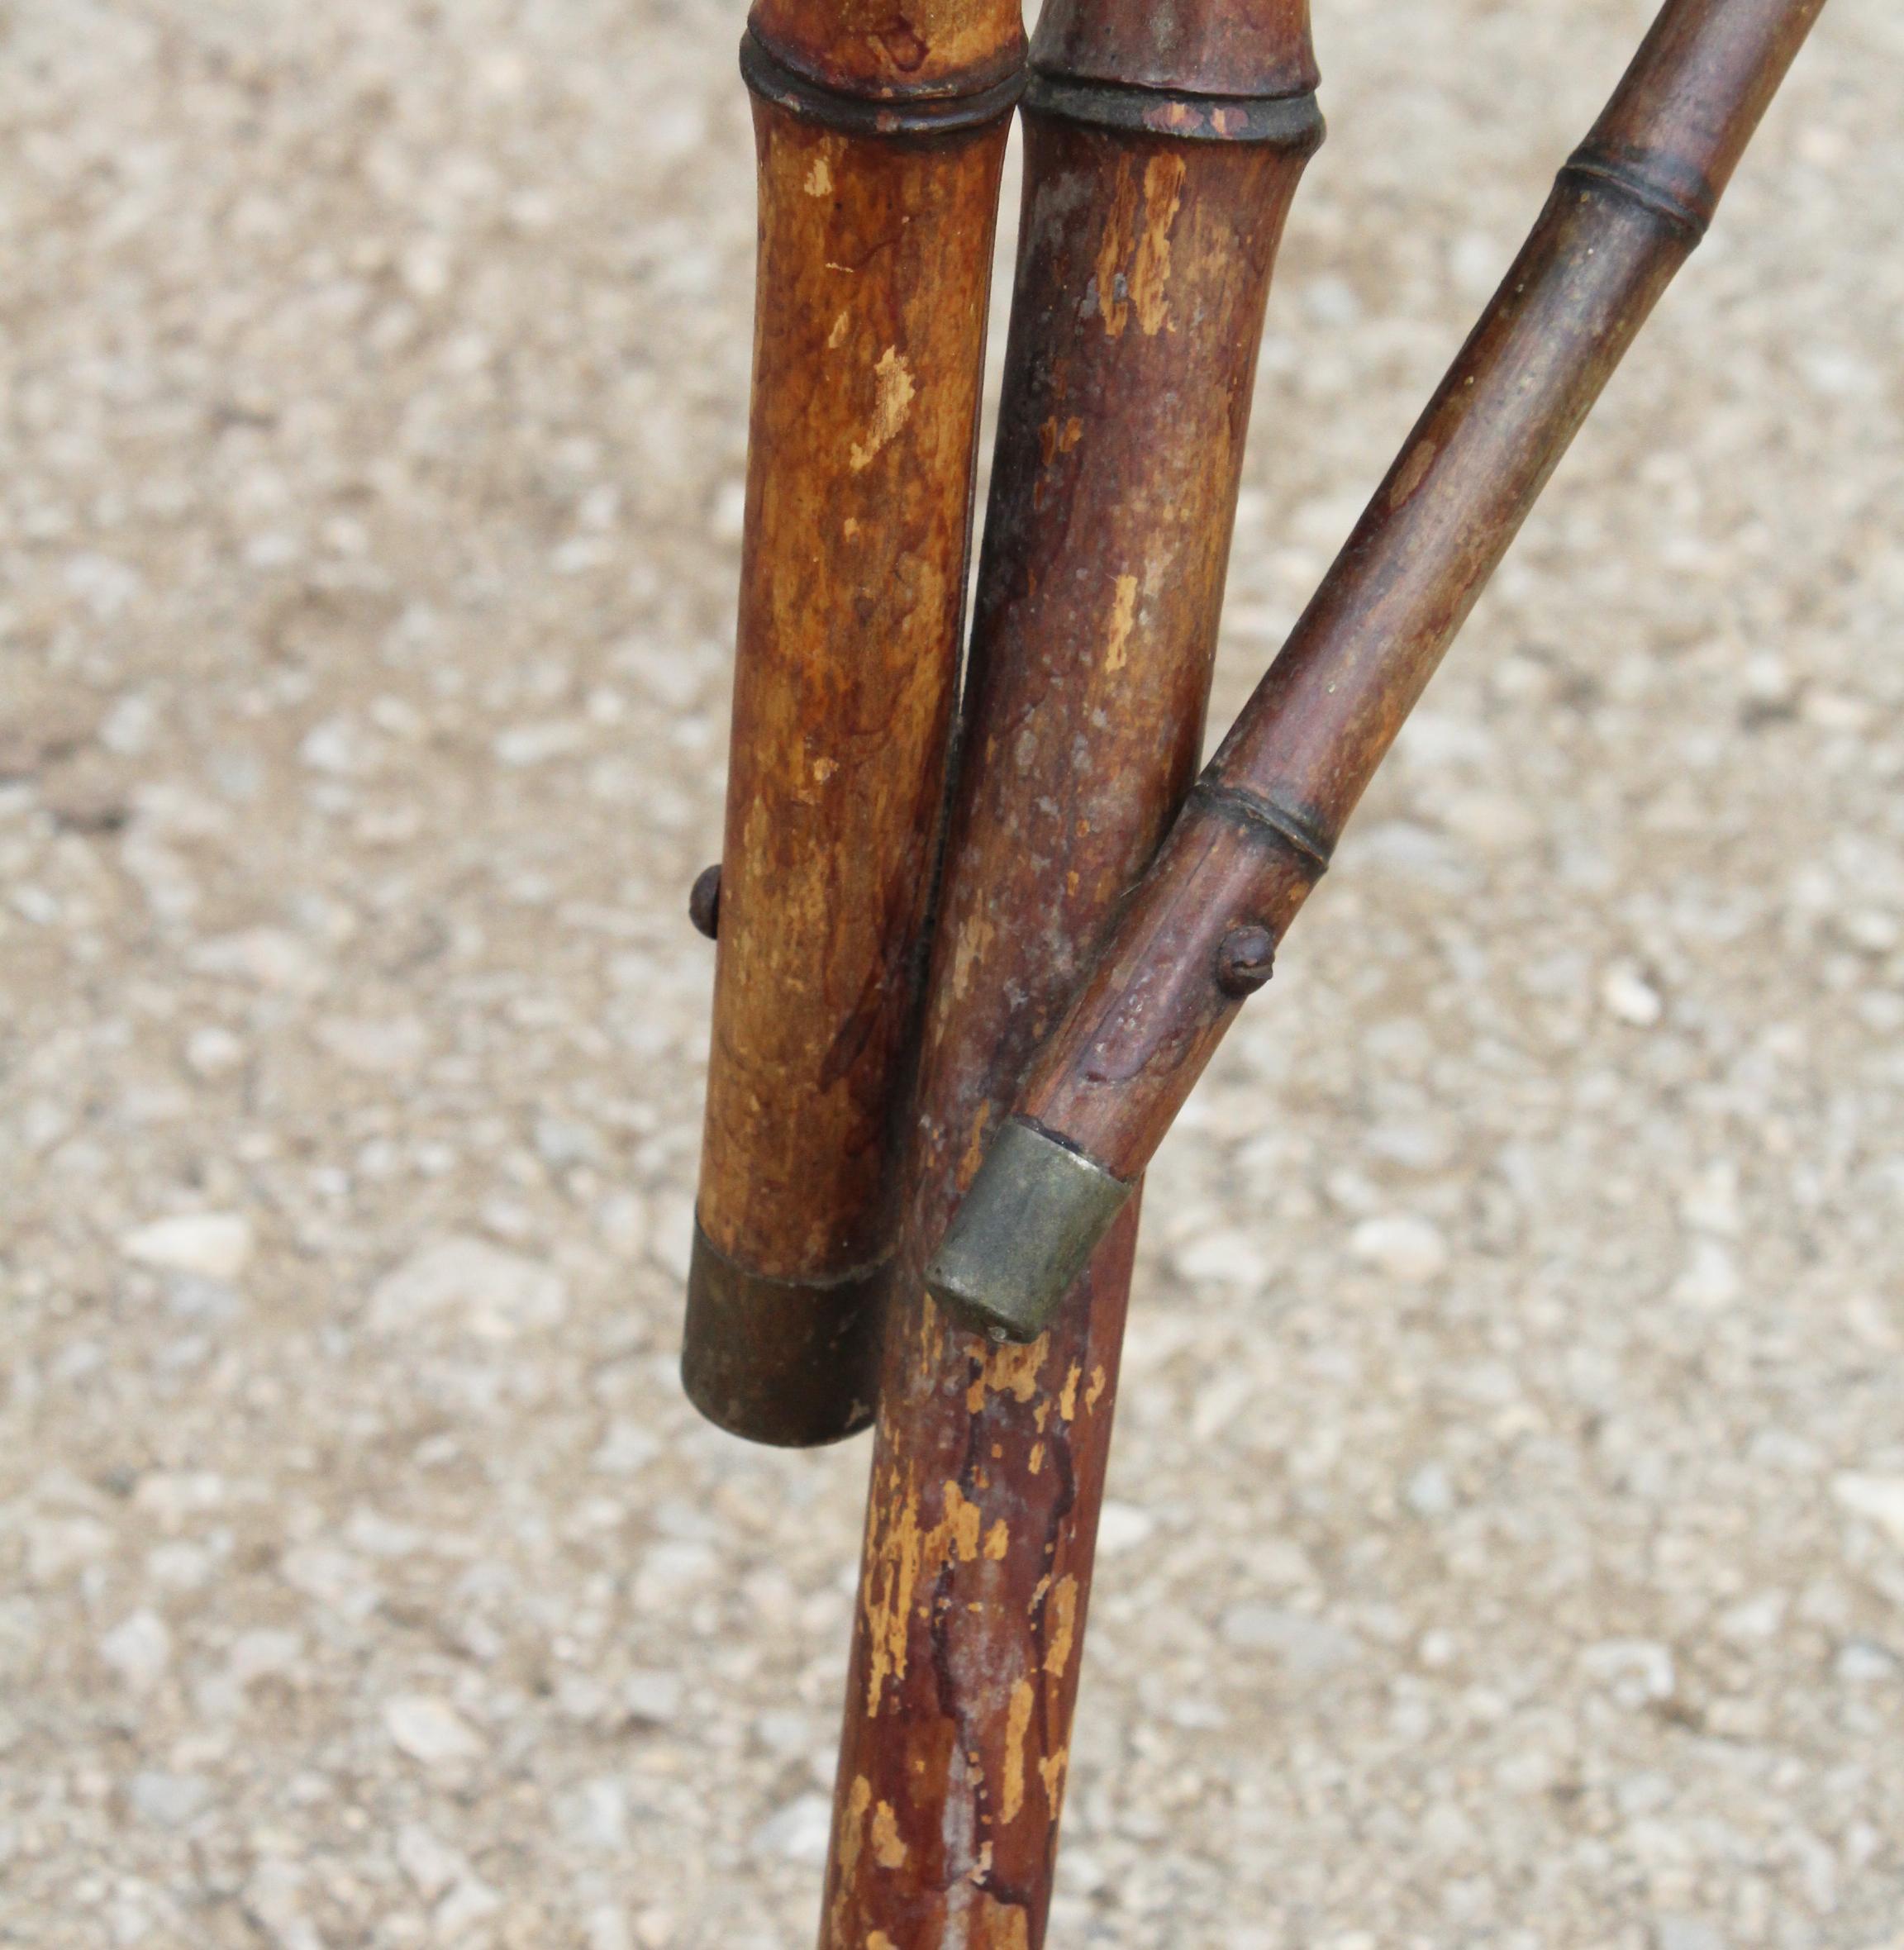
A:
[931,0,1827,1344]
[819,2,1321,1940]
[683,0,1025,1446]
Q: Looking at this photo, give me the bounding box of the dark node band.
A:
[1192,778,1335,874]
[1559,145,1711,242]
[740,31,1026,136]
[1026,69,1325,150]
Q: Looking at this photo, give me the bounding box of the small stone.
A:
[230,1629,303,1685]
[188,927,325,992]
[1349,1214,1449,1282]
[368,1235,568,1341]
[1096,1501,1157,1557]
[1580,1638,1675,1707]
[436,1876,502,1936]
[183,1025,246,1078]
[396,1824,467,1901]
[626,1669,683,1724]
[752,1793,832,1863]
[555,1776,629,1853]
[383,1695,485,1767]
[128,1772,211,1829]
[1601,963,1664,1026]
[1404,1461,1456,1518]
[1671,1240,1740,1310]
[1831,1472,1904,1547]
[315,1014,429,1076]
[1835,1639,1899,1685]
[1219,1605,1359,1673]
[98,1610,172,1691]
[121,1212,254,1282]
[26,1514,115,1583]
[494,721,587,767]
[1172,1229,1267,1289]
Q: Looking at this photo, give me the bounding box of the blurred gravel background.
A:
[2,1,1901,1945]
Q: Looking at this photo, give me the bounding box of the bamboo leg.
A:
[683,6,1024,1448]
[818,2,1322,1938]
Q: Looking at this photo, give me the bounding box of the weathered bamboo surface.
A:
[818,0,1321,1938]
[684,2,1023,1447]
[935,0,1829,1341]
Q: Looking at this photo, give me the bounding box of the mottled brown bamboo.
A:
[819,1,1321,1938]
[683,5,1025,1448]
[933,0,1827,1342]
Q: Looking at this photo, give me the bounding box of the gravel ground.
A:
[2,1,1901,1946]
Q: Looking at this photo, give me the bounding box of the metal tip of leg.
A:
[925,1118,1134,1343]
[681,1223,885,1448]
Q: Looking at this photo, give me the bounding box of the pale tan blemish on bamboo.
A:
[1058,1362,1082,1423]
[804,153,834,198]
[969,1840,992,1884]
[871,1800,907,1870]
[983,1518,1010,1561]
[863,1474,992,1711]
[861,1472,923,1714]
[828,309,851,350]
[1038,413,1084,465]
[1103,573,1138,674]
[1038,1747,1069,1806]
[1001,1677,1035,1824]
[1389,436,1438,509]
[941,1480,982,1563]
[1045,1574,1078,1678]
[971,1895,1031,1950]
[1027,1441,1044,1476]
[1085,1364,1107,1413]
[1092,161,1139,339]
[951,911,996,1003]
[966,1333,1046,1413]
[868,1934,897,1950]
[850,347,916,472]
[1130,154,1187,337]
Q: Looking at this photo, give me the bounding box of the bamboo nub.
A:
[740,31,1026,133]
[1023,71,1324,149]
[1192,778,1335,873]
[1559,145,1712,240]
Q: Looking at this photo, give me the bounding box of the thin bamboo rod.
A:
[683,0,1025,1446]
[931,0,1828,1344]
[818,0,1321,1938]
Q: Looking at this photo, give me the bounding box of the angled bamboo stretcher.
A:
[819,2,1321,1942]
[931,0,1828,1346]
[684,0,1024,1445]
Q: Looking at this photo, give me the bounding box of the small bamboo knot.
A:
[1215,925,1275,997]
[689,863,722,939]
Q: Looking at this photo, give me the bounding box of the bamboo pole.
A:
[931,0,1829,1345]
[819,2,1321,1939]
[683,0,1025,1446]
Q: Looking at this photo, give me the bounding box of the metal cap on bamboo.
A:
[682,1225,884,1447]
[925,1118,1133,1343]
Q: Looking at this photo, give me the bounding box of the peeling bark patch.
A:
[1130,154,1187,336]
[1104,574,1138,674]
[862,1473,923,1713]
[1044,1574,1078,1678]
[805,154,834,198]
[983,1519,1010,1561]
[1039,1747,1069,1808]
[850,347,916,472]
[1001,1677,1035,1824]
[1058,1361,1082,1423]
[870,1800,907,1869]
[971,1895,1031,1950]
[1085,1363,1107,1413]
[1092,163,1138,339]
[1389,436,1437,508]
[966,1334,1045,1413]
